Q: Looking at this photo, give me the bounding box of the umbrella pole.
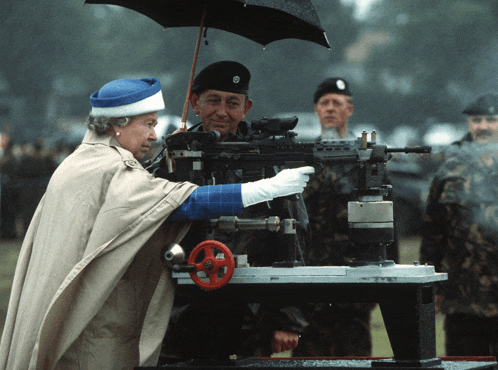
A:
[180,8,206,129]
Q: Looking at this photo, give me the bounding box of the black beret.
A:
[463,93,498,115]
[313,77,352,104]
[191,61,251,95]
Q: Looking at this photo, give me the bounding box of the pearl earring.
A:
[116,132,121,137]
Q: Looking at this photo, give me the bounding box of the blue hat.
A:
[90,78,165,117]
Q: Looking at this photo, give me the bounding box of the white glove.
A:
[241,166,315,207]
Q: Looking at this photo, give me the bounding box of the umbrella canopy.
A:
[84,0,331,126]
[85,0,330,48]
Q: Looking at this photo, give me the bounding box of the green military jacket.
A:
[421,142,498,317]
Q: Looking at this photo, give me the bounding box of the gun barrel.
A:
[207,216,281,232]
[386,146,431,154]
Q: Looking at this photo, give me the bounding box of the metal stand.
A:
[132,265,491,370]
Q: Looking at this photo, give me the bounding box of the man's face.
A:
[114,112,158,160]
[190,89,253,141]
[314,93,354,130]
[467,115,498,144]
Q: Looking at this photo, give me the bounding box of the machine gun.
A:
[148,116,428,192]
[147,116,430,269]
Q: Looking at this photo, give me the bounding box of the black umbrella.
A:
[84,0,331,126]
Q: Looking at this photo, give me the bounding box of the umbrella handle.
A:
[181,7,207,129]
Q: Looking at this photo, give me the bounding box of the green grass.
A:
[0,237,445,356]
[0,240,21,338]
[370,302,446,357]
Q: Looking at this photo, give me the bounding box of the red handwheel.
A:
[188,240,235,290]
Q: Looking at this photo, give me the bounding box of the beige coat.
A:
[0,130,197,370]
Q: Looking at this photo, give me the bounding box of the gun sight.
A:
[250,116,298,135]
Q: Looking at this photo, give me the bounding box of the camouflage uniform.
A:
[420,141,498,356]
[293,135,398,357]
[160,121,309,362]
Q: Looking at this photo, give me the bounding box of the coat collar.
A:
[81,129,144,165]
[82,129,122,148]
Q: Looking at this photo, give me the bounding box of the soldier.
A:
[294,77,398,357]
[312,77,355,140]
[187,60,253,141]
[420,92,498,357]
[161,61,307,362]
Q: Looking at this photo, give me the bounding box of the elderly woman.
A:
[0,78,313,370]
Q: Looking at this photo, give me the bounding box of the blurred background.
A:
[1,0,497,355]
[1,0,493,239]
[2,0,498,145]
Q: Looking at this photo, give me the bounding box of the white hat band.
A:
[91,90,165,117]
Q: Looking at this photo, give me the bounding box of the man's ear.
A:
[190,93,201,115]
[347,103,355,118]
[243,99,253,116]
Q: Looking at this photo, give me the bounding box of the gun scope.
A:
[251,116,298,134]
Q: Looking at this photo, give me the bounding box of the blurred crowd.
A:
[0,137,77,240]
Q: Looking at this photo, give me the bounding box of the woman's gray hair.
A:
[85,114,131,134]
